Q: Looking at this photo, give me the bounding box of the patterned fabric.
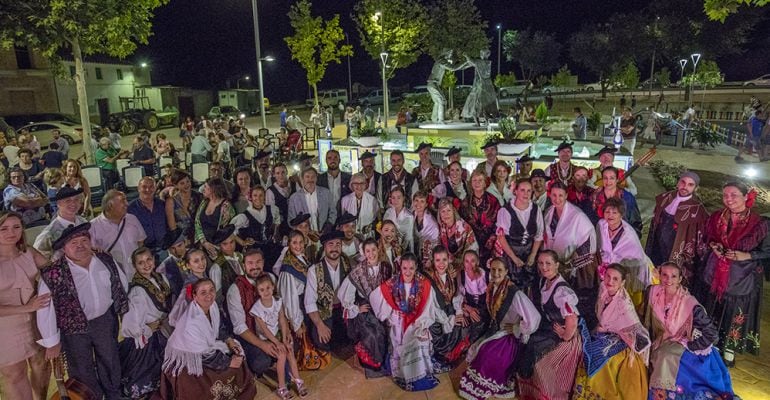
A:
[381,273,431,334]
[234,276,258,333]
[315,258,351,321]
[706,208,766,299]
[548,162,576,186]
[130,272,172,313]
[460,192,500,261]
[412,164,442,193]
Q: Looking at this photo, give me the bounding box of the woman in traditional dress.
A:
[436,198,478,271]
[573,263,650,400]
[517,250,583,400]
[0,211,50,400]
[701,181,770,364]
[458,250,490,344]
[160,278,256,400]
[338,238,393,378]
[119,247,173,399]
[369,253,453,391]
[426,246,469,371]
[230,167,252,214]
[460,170,501,267]
[383,187,415,252]
[544,182,598,325]
[495,178,543,293]
[341,173,379,239]
[597,197,653,310]
[180,248,222,296]
[486,160,513,206]
[645,262,734,399]
[412,191,439,266]
[165,169,203,244]
[378,220,403,272]
[458,257,540,400]
[195,178,236,259]
[591,166,642,237]
[432,161,468,206]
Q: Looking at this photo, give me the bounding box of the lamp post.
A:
[237,76,250,89]
[250,0,267,129]
[496,24,502,77]
[679,59,687,101]
[689,53,701,108]
[375,11,389,128]
[345,33,352,101]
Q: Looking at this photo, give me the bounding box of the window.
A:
[95,67,103,80]
[14,46,32,69]
[69,66,76,77]
[116,68,123,80]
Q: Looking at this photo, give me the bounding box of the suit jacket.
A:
[288,186,337,232]
[317,170,352,200]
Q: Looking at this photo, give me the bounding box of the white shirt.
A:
[89,213,146,280]
[383,207,415,252]
[231,205,281,236]
[249,297,283,339]
[226,274,277,336]
[327,172,342,207]
[304,189,319,231]
[304,260,343,314]
[121,275,170,348]
[37,255,129,348]
[265,184,291,207]
[497,200,544,242]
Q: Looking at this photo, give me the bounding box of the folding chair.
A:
[81,165,105,208]
[122,166,145,201]
[191,162,210,186]
[243,146,256,162]
[115,158,130,173]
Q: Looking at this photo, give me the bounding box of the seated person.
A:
[3,167,48,225]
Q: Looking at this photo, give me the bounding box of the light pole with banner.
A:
[496,24,502,77]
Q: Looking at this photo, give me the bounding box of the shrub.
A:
[535,101,549,123]
[649,160,685,191]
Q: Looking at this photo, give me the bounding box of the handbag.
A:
[296,332,331,371]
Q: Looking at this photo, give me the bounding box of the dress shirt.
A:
[327,172,342,208]
[304,260,342,314]
[128,198,167,249]
[304,189,319,231]
[37,255,129,347]
[231,205,281,234]
[90,213,146,280]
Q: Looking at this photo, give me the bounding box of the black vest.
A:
[239,206,275,243]
[533,279,569,327]
[504,202,539,247]
[268,185,290,222]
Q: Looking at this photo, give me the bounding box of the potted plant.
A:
[488,117,538,153]
[352,124,386,147]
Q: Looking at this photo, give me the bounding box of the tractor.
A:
[107,96,179,135]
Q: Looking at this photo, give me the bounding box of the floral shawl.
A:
[380,272,432,334]
[460,192,501,252]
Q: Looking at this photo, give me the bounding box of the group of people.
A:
[0,132,766,400]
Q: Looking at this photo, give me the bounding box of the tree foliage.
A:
[654,67,672,87]
[681,60,724,88]
[424,0,489,61]
[494,72,518,88]
[0,0,168,163]
[352,0,427,78]
[549,66,573,87]
[569,24,633,96]
[502,29,561,82]
[703,0,770,21]
[285,0,353,107]
[612,61,641,90]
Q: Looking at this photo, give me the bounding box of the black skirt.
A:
[119,331,167,398]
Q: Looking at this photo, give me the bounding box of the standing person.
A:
[231,186,281,260]
[572,107,587,140]
[596,198,652,310]
[128,177,168,257]
[337,213,362,264]
[587,146,637,196]
[95,137,129,191]
[265,163,294,230]
[369,253,453,391]
[317,149,351,210]
[279,107,288,129]
[486,160,513,206]
[591,167,643,237]
[530,169,550,211]
[381,150,414,208]
[444,147,469,182]
[164,170,203,244]
[359,151,383,201]
[513,155,534,181]
[0,212,51,400]
[288,167,337,234]
[253,151,272,189]
[341,173,379,238]
[33,186,88,258]
[305,231,352,353]
[496,179,544,292]
[516,250,583,400]
[156,231,188,298]
[159,279,256,400]
[646,171,709,280]
[736,109,765,163]
[460,170,501,266]
[412,142,444,194]
[37,223,129,399]
[568,166,596,221]
[230,167,252,214]
[619,107,637,155]
[458,257,540,400]
[338,238,392,378]
[51,129,69,158]
[90,190,146,279]
[119,247,173,399]
[432,161,468,205]
[383,187,415,253]
[190,130,212,164]
[412,191,439,266]
[194,178,236,259]
[701,181,770,364]
[573,263,650,400]
[475,141,500,177]
[644,262,734,399]
[545,141,577,186]
[285,110,307,132]
[62,159,92,214]
[130,136,156,177]
[630,95,637,109]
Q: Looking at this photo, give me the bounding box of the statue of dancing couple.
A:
[427,49,499,124]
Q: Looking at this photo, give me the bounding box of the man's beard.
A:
[325,251,340,260]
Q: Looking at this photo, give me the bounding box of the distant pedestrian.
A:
[620,94,627,108]
[545,93,554,110]
[631,95,637,109]
[736,109,766,163]
[280,107,288,128]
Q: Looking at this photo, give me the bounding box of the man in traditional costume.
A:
[645,171,708,281]
[474,141,499,178]
[359,151,383,201]
[544,141,577,186]
[412,142,445,194]
[381,150,416,208]
[588,146,637,195]
[336,212,363,265]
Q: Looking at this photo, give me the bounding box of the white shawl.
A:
[341,192,379,236]
[163,300,229,377]
[597,219,652,292]
[544,202,597,260]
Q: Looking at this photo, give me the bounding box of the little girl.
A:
[250,274,307,399]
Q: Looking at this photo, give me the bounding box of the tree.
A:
[654,67,672,93]
[285,0,353,108]
[682,60,724,88]
[549,66,573,87]
[569,23,634,97]
[612,61,641,91]
[424,0,489,61]
[441,70,458,110]
[502,29,561,82]
[703,0,769,21]
[352,0,427,79]
[0,0,168,163]
[494,72,518,88]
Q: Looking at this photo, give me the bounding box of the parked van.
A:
[306,89,348,108]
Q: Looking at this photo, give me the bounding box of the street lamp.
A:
[237,75,250,89]
[374,11,389,128]
[689,53,701,107]
[496,24,502,77]
[250,0,267,129]
[140,62,148,68]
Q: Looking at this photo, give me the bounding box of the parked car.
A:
[582,81,623,92]
[637,77,671,89]
[498,80,533,98]
[402,85,429,99]
[3,113,83,130]
[743,74,770,86]
[306,89,348,108]
[207,106,245,120]
[19,121,86,146]
[358,89,387,105]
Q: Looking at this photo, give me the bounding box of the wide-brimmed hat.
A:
[320,230,345,244]
[290,213,311,227]
[446,146,462,158]
[54,186,83,202]
[52,222,91,251]
[555,141,573,153]
[335,212,357,227]
[211,224,236,245]
[530,169,549,180]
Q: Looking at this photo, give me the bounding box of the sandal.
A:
[293,377,309,398]
[276,386,294,400]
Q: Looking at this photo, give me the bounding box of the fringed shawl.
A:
[163,300,229,377]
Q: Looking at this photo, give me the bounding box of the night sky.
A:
[133,0,770,103]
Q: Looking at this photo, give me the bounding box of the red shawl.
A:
[706,208,767,300]
[380,274,433,334]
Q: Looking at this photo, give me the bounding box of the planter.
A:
[497,142,532,155]
[352,136,381,147]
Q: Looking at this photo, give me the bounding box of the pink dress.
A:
[0,251,42,366]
